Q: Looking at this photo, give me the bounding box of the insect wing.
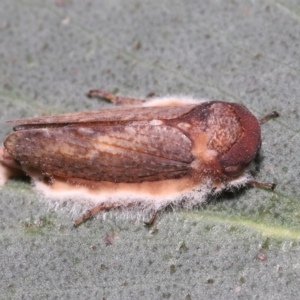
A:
[7,105,197,130]
[4,121,194,183]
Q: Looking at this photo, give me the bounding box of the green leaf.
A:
[1,0,300,298]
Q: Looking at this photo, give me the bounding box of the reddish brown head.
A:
[216,102,261,177]
[174,101,261,180]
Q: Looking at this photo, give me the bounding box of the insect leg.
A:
[73,202,134,227]
[248,180,276,190]
[251,111,279,189]
[259,111,279,124]
[87,89,146,106]
[144,211,158,226]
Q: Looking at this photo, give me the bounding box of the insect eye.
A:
[223,165,245,177]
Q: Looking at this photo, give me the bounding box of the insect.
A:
[0,90,279,226]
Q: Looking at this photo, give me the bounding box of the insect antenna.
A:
[259,111,279,124]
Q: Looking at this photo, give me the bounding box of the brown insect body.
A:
[4,101,259,185]
[0,92,276,226]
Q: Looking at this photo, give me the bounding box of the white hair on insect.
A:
[142,95,209,107]
[32,167,252,221]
